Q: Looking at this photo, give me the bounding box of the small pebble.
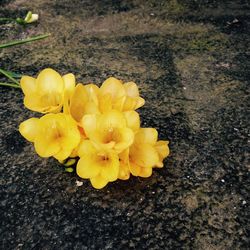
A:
[76,180,83,187]
[221,179,225,183]
[242,200,246,205]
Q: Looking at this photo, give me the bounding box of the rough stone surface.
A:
[0,1,249,249]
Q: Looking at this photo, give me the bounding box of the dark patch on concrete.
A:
[3,131,26,154]
[50,0,135,17]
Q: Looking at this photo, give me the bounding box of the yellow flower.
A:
[99,77,145,112]
[20,68,75,113]
[76,140,119,189]
[19,69,170,188]
[69,83,100,124]
[81,109,134,153]
[19,113,80,161]
[128,128,169,177]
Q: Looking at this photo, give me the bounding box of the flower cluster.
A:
[19,68,170,189]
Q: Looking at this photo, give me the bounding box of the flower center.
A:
[41,93,61,106]
[102,127,121,144]
[96,153,110,165]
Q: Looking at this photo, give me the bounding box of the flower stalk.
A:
[0,34,50,49]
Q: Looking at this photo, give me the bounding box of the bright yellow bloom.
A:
[128,128,169,177]
[19,70,170,188]
[99,77,145,112]
[76,140,119,189]
[19,113,80,161]
[81,109,134,153]
[69,83,100,124]
[20,68,75,113]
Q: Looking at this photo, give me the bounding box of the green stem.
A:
[0,82,21,88]
[0,33,50,49]
[0,18,16,22]
[0,68,20,85]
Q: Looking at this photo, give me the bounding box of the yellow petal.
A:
[99,110,126,129]
[114,127,134,153]
[130,143,159,168]
[77,140,96,157]
[63,73,75,98]
[112,96,126,111]
[54,148,73,161]
[90,175,109,189]
[63,92,70,115]
[60,115,81,143]
[76,156,101,179]
[123,82,145,110]
[84,101,100,115]
[36,68,64,93]
[34,136,60,158]
[135,97,145,109]
[118,161,130,180]
[69,147,78,158]
[123,82,139,97]
[81,114,98,138]
[134,128,158,145]
[123,111,140,132]
[155,140,170,159]
[98,94,112,113]
[70,84,88,122]
[27,96,62,113]
[100,77,126,99]
[129,162,141,176]
[100,152,119,181]
[20,76,36,95]
[23,96,43,112]
[19,117,39,142]
[139,167,152,178]
[119,148,129,163]
[122,96,137,111]
[155,140,170,168]
[155,162,164,168]
[85,84,99,106]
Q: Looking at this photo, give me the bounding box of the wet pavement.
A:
[0,0,249,249]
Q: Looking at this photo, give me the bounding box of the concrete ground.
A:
[0,0,249,249]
